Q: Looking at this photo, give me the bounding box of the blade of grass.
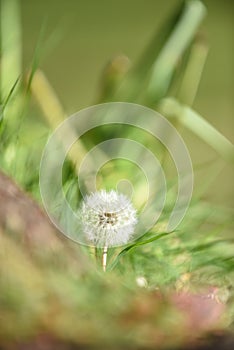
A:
[29,69,66,126]
[26,17,66,94]
[147,0,206,104]
[110,1,184,102]
[0,76,20,127]
[0,0,21,100]
[177,35,209,106]
[1,77,20,113]
[102,1,206,172]
[25,19,48,95]
[159,34,208,166]
[108,231,173,271]
[29,69,89,171]
[97,55,131,103]
[160,98,234,163]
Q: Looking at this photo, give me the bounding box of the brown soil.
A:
[0,170,60,247]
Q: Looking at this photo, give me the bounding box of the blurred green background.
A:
[19,0,233,206]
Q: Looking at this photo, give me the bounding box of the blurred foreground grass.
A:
[0,0,234,349]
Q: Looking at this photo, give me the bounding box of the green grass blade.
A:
[108,231,172,271]
[26,18,65,94]
[0,0,22,100]
[147,0,206,103]
[177,35,209,105]
[97,55,131,103]
[160,98,234,163]
[26,19,48,94]
[1,77,20,111]
[110,1,184,102]
[0,76,20,126]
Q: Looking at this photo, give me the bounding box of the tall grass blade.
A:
[160,98,234,163]
[147,0,206,103]
[110,2,184,102]
[0,0,21,100]
[30,70,90,172]
[177,35,209,105]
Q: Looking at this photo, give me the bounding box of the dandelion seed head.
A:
[79,190,137,247]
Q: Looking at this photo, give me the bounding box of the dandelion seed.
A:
[136,276,148,288]
[79,190,137,248]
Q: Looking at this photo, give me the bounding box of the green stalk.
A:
[160,98,234,163]
[110,1,184,102]
[177,35,209,106]
[147,0,206,103]
[0,0,21,100]
[29,70,88,170]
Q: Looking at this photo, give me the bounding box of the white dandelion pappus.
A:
[79,190,137,247]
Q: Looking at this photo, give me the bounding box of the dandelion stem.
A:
[102,246,108,272]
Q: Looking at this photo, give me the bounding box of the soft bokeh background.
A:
[20,0,233,206]
[0,2,233,348]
